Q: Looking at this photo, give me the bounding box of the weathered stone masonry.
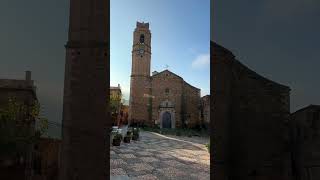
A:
[60,1,109,180]
[212,41,291,180]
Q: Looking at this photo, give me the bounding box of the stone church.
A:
[129,22,202,129]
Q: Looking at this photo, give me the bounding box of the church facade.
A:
[129,22,202,129]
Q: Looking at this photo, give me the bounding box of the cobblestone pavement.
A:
[110,131,210,180]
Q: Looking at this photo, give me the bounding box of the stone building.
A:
[290,105,320,180]
[212,41,292,180]
[110,84,122,125]
[0,71,37,107]
[0,71,37,180]
[110,84,121,99]
[32,137,61,180]
[129,22,201,129]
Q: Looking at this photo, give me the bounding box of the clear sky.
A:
[111,0,210,102]
[213,0,320,112]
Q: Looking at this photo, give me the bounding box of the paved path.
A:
[110,131,210,180]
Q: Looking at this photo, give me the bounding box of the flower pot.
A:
[127,132,132,136]
[123,136,131,143]
[112,138,121,146]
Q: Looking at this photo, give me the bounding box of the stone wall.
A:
[150,70,201,128]
[182,82,201,128]
[212,41,291,180]
[32,138,61,180]
[151,70,183,128]
[129,76,151,124]
[201,95,210,129]
[290,105,320,180]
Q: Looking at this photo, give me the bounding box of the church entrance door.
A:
[162,112,171,128]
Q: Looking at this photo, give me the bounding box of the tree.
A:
[110,93,122,114]
[0,96,48,163]
[110,93,122,125]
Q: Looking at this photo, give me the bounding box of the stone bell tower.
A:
[129,22,152,125]
[60,0,109,179]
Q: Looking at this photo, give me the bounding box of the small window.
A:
[140,34,145,43]
[165,88,169,94]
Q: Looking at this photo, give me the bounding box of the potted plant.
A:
[110,129,118,144]
[127,128,133,136]
[124,131,132,143]
[123,135,131,143]
[112,133,122,146]
[132,128,140,140]
[127,130,133,137]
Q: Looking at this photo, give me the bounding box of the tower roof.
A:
[151,69,200,91]
[136,21,150,29]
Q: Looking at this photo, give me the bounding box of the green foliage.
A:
[0,97,48,158]
[127,127,133,133]
[126,131,133,137]
[110,93,122,114]
[205,142,210,153]
[113,133,123,140]
[141,127,208,138]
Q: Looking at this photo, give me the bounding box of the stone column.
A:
[59,0,109,180]
[211,42,234,180]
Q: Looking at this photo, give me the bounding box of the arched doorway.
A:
[162,112,171,128]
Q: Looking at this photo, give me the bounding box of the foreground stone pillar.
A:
[212,42,234,179]
[211,41,291,180]
[60,1,109,180]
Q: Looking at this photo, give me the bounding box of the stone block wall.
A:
[32,138,61,180]
[201,95,210,129]
[212,41,291,180]
[290,105,320,180]
[150,70,201,128]
[129,76,151,124]
[182,82,201,128]
[151,71,183,127]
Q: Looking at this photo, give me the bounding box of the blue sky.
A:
[111,0,210,101]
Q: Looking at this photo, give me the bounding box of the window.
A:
[140,34,145,43]
[165,88,169,95]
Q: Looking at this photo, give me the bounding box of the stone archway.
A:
[159,109,175,129]
[162,111,172,128]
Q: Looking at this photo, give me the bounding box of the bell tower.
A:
[129,22,152,125]
[131,22,151,76]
